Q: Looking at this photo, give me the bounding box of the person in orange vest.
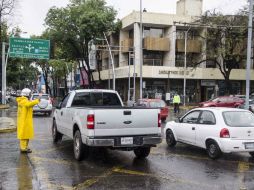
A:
[16,88,40,153]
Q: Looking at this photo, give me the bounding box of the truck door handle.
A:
[192,127,195,130]
[61,111,63,116]
[124,111,131,115]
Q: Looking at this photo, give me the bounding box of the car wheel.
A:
[249,152,254,158]
[134,147,151,158]
[206,140,221,159]
[73,130,89,161]
[52,120,62,143]
[166,129,177,147]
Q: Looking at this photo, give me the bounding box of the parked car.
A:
[53,89,162,161]
[164,107,254,159]
[31,93,53,116]
[239,99,254,112]
[136,99,169,122]
[199,96,244,108]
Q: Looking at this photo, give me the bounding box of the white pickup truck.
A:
[52,89,162,160]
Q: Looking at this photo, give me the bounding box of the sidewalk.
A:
[0,105,16,133]
[0,104,10,109]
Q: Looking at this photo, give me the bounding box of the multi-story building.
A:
[93,0,254,103]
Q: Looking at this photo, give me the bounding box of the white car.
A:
[164,107,254,159]
[31,93,53,116]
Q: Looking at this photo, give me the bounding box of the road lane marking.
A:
[73,166,121,189]
[113,168,149,176]
[238,161,249,190]
[238,161,250,172]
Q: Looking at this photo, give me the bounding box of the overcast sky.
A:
[14,0,247,37]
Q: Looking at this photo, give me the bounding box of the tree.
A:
[44,0,119,88]
[0,0,16,43]
[193,11,248,94]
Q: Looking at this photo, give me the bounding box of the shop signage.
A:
[201,80,216,86]
[159,70,189,75]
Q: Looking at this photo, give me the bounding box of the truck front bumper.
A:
[84,135,162,147]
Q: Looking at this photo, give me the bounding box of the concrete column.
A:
[168,25,176,67]
[163,26,175,66]
[134,23,141,68]
[200,28,207,68]
[119,30,129,67]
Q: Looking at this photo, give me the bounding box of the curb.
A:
[0,127,16,133]
[0,104,10,109]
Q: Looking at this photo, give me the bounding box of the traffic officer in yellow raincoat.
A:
[16,88,40,153]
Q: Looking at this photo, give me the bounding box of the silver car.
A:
[31,93,53,116]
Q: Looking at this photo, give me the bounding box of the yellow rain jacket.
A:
[16,97,39,139]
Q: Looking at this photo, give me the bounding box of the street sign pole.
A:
[2,42,6,104]
[245,0,253,110]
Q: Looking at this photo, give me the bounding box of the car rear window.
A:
[32,95,49,100]
[71,92,121,107]
[149,100,166,108]
[222,111,254,127]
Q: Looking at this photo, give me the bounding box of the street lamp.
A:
[95,33,116,91]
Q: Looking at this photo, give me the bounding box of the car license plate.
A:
[245,143,254,149]
[121,137,133,145]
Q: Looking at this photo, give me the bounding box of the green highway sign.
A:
[9,37,50,59]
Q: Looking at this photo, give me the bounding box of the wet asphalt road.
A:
[1,108,254,190]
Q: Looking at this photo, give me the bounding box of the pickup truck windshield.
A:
[72,92,121,107]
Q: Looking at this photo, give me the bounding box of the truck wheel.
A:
[73,130,89,161]
[52,120,62,143]
[166,129,176,147]
[134,147,151,158]
[206,140,221,159]
[249,152,254,158]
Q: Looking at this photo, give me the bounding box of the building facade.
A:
[93,0,254,103]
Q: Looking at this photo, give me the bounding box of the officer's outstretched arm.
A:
[24,99,40,107]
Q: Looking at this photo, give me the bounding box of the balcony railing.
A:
[176,39,202,53]
[143,37,170,51]
[121,39,134,53]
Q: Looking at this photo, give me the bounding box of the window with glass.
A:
[72,92,90,107]
[144,27,163,38]
[61,93,71,108]
[182,111,201,124]
[223,111,254,127]
[143,50,163,66]
[199,111,216,125]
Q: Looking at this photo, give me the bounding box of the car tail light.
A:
[220,128,230,138]
[87,114,95,129]
[158,113,161,128]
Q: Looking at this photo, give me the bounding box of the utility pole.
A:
[1,42,6,104]
[245,0,253,110]
[183,27,191,107]
[103,32,115,91]
[139,0,143,99]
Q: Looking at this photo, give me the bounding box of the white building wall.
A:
[177,0,203,16]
